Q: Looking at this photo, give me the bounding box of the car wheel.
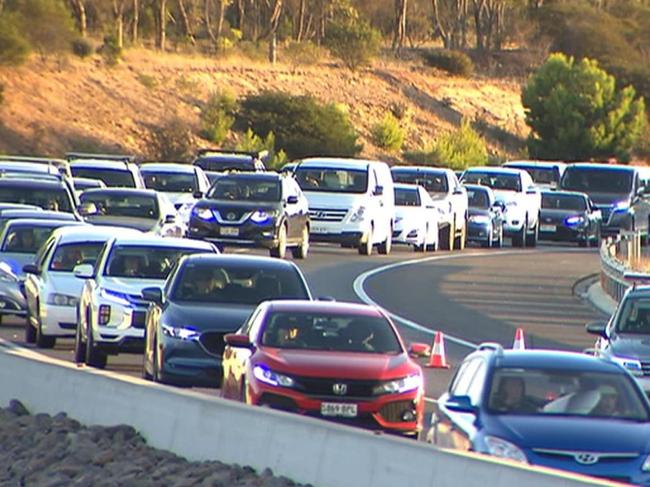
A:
[493,226,504,248]
[378,227,392,255]
[481,228,493,248]
[512,220,526,248]
[358,226,373,256]
[240,377,251,405]
[35,320,56,349]
[74,318,86,364]
[525,218,538,247]
[152,339,163,383]
[270,224,287,259]
[85,313,107,369]
[24,317,36,344]
[590,226,602,247]
[292,225,309,259]
[454,220,466,250]
[439,222,454,251]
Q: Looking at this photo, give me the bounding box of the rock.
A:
[7,399,29,416]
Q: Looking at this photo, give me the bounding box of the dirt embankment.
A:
[0,49,529,161]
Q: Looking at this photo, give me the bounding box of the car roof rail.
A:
[195,148,269,160]
[65,152,136,163]
[477,342,504,355]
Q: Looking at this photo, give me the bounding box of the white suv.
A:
[74,235,217,368]
[23,226,139,348]
[462,167,541,247]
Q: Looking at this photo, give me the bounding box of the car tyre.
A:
[454,220,466,250]
[439,222,454,251]
[512,221,526,248]
[358,227,373,256]
[25,320,36,344]
[378,227,392,255]
[493,226,504,248]
[85,314,107,369]
[292,225,309,259]
[270,224,287,259]
[525,219,538,247]
[74,319,86,364]
[35,321,56,349]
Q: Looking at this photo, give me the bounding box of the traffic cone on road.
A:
[513,328,526,350]
[426,331,450,368]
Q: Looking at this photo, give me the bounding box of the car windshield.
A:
[49,242,105,271]
[509,166,558,185]
[561,168,633,194]
[0,186,73,212]
[260,311,402,354]
[294,167,368,193]
[462,172,522,192]
[142,172,197,193]
[71,168,136,188]
[74,179,104,191]
[487,367,648,420]
[394,188,421,207]
[541,193,587,211]
[616,297,650,334]
[172,263,308,304]
[1,225,62,254]
[392,171,448,193]
[467,188,490,208]
[104,245,203,279]
[195,155,257,172]
[79,193,159,219]
[207,177,280,201]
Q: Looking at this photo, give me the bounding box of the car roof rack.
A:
[65,152,136,163]
[0,155,68,164]
[477,342,504,355]
[195,148,269,160]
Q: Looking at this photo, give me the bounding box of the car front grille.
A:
[294,377,379,399]
[199,331,226,357]
[640,361,650,376]
[309,208,347,222]
[130,311,146,329]
[379,400,415,423]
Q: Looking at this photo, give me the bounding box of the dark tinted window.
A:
[79,193,159,219]
[208,177,281,201]
[71,168,136,188]
[172,262,309,304]
[260,311,402,353]
[2,224,64,254]
[467,188,490,208]
[142,172,197,193]
[509,166,558,184]
[616,297,650,334]
[394,187,421,207]
[49,242,105,271]
[561,168,633,194]
[104,245,202,279]
[294,167,368,193]
[0,186,73,212]
[195,155,258,172]
[462,172,521,191]
[392,171,448,193]
[541,193,587,211]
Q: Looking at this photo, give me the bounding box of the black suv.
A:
[193,149,267,173]
[187,172,310,258]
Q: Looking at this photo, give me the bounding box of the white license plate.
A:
[220,227,239,236]
[540,224,556,232]
[320,402,358,418]
[311,225,331,234]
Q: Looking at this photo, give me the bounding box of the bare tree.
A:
[431,0,468,49]
[132,0,139,43]
[155,0,167,50]
[178,0,196,43]
[392,0,408,51]
[112,0,127,48]
[69,0,88,37]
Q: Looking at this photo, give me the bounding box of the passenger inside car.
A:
[490,376,538,413]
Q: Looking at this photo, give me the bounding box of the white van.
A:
[292,158,394,255]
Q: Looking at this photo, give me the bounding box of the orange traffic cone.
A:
[426,331,450,368]
[513,328,526,350]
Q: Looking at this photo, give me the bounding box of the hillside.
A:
[0,49,529,162]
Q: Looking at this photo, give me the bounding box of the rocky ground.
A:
[0,400,308,487]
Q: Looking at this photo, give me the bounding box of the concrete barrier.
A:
[0,342,608,487]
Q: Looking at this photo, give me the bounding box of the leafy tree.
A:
[237,91,361,159]
[0,14,30,65]
[324,17,381,70]
[200,89,238,144]
[371,113,405,152]
[234,129,287,170]
[429,119,488,169]
[522,53,647,162]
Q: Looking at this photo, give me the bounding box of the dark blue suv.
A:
[427,344,650,485]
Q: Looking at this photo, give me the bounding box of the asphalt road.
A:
[0,242,605,402]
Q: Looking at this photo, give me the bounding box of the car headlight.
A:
[193,208,214,221]
[641,454,650,472]
[613,200,630,212]
[46,293,79,307]
[0,269,18,283]
[161,323,200,340]
[484,436,528,463]
[350,206,366,223]
[253,365,295,388]
[469,215,491,225]
[565,215,585,226]
[250,210,278,224]
[373,374,422,395]
[611,355,643,376]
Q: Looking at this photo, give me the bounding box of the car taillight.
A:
[98,305,111,325]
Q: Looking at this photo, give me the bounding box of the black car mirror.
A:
[224,333,254,349]
[141,287,163,305]
[444,395,476,414]
[373,186,384,196]
[453,187,464,195]
[585,320,608,338]
[193,191,204,199]
[526,187,537,195]
[287,195,299,205]
[77,201,98,217]
[164,214,176,224]
[22,263,39,276]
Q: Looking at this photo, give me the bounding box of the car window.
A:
[561,168,633,194]
[259,311,402,354]
[294,167,368,193]
[541,193,587,211]
[450,358,481,397]
[71,168,136,188]
[1,225,61,254]
[462,172,522,192]
[208,177,281,202]
[467,189,489,208]
[392,171,448,193]
[0,186,73,212]
[49,242,105,272]
[36,237,57,271]
[394,187,421,207]
[616,297,650,334]
[487,367,648,420]
[142,172,197,193]
[171,263,309,304]
[104,245,203,279]
[467,360,487,405]
[80,193,159,219]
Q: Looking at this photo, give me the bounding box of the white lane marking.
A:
[353,248,591,350]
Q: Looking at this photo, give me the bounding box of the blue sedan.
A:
[428,345,650,485]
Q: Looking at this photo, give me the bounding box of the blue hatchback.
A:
[428,344,650,485]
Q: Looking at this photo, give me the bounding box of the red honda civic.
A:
[221,300,425,437]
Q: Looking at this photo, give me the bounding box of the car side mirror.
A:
[22,263,39,276]
[287,195,299,205]
[141,286,163,305]
[408,342,431,358]
[316,295,336,302]
[453,187,464,195]
[585,320,608,338]
[373,186,384,196]
[444,395,477,414]
[193,191,204,199]
[73,263,94,279]
[164,214,176,224]
[224,333,254,349]
[526,187,537,195]
[77,201,98,217]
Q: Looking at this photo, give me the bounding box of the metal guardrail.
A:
[600,230,650,302]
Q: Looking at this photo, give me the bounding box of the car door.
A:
[449,172,467,231]
[222,306,263,399]
[288,178,309,239]
[420,188,438,242]
[282,179,299,241]
[23,236,57,319]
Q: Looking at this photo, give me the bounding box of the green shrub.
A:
[99,35,122,66]
[8,0,76,56]
[149,116,194,161]
[421,119,488,170]
[237,91,361,159]
[200,90,238,145]
[371,113,405,152]
[324,18,381,70]
[136,73,158,90]
[234,129,287,170]
[283,41,324,67]
[421,49,474,77]
[71,38,92,58]
[522,53,647,161]
[0,15,30,66]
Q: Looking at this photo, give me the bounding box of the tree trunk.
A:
[132,0,139,43]
[296,0,306,41]
[392,0,408,52]
[431,0,450,49]
[178,0,195,43]
[472,0,486,52]
[70,0,87,37]
[155,0,167,50]
[216,0,226,39]
[265,0,284,38]
[204,0,217,44]
[112,0,126,48]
